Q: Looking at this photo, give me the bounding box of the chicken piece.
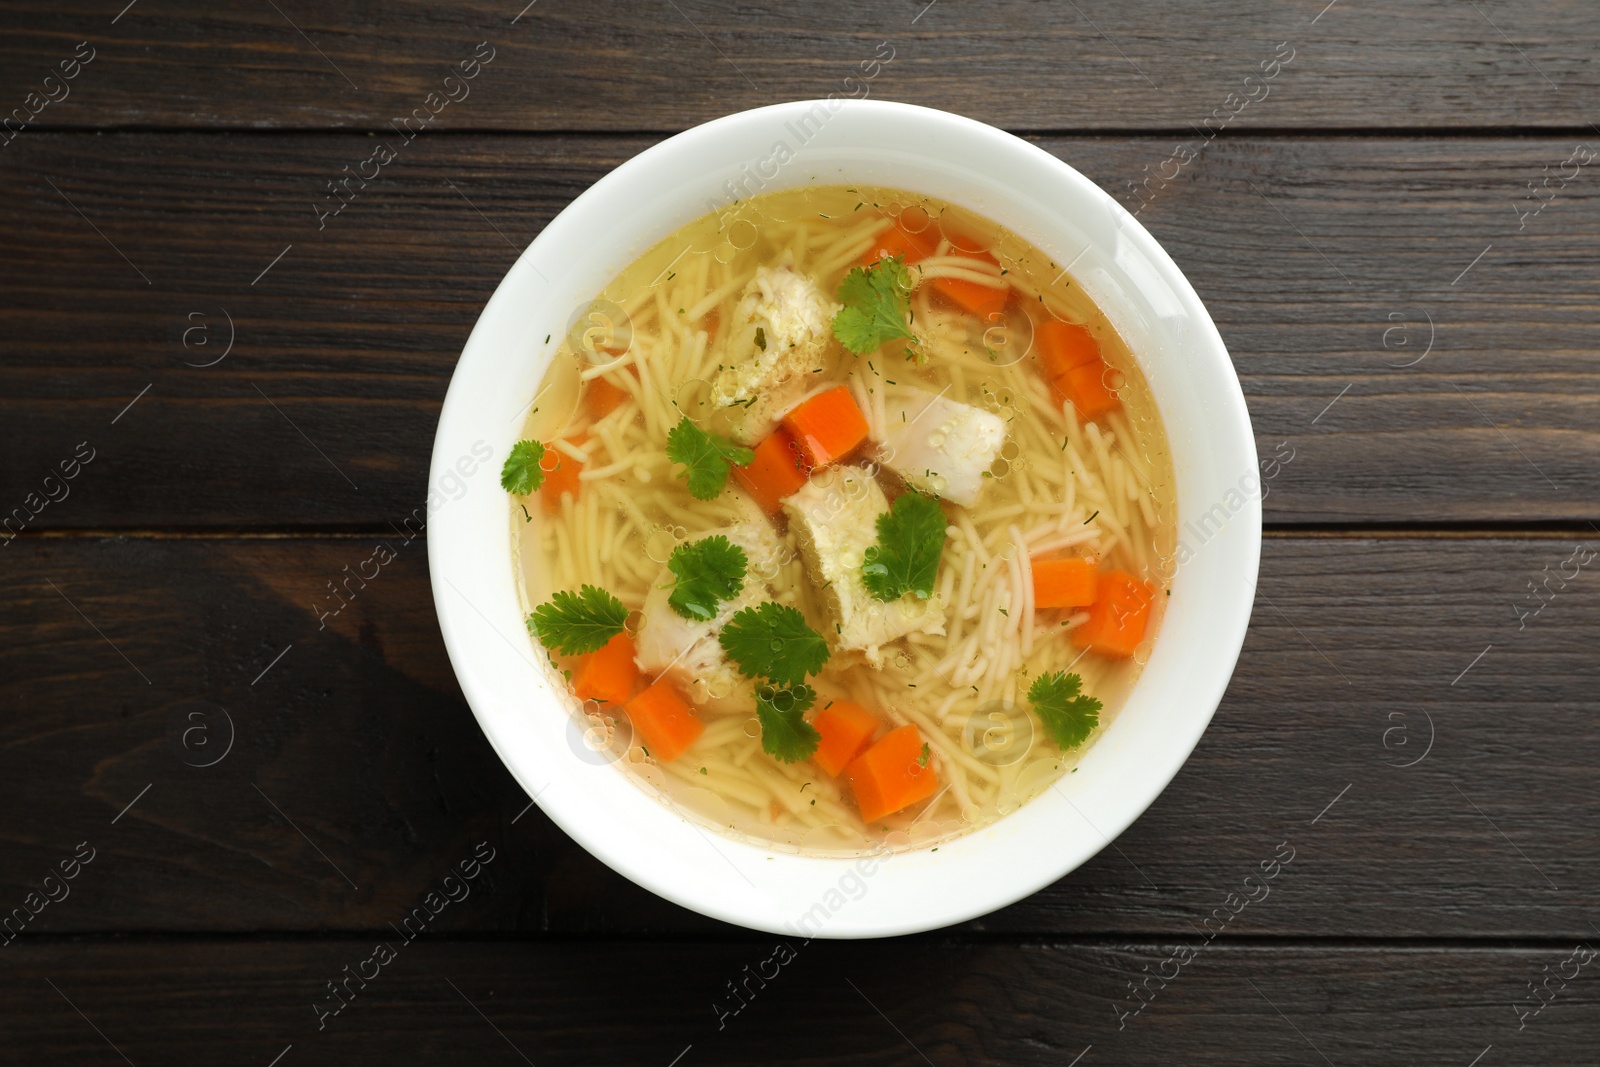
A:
[712,262,840,444]
[633,521,788,708]
[878,387,1007,508]
[783,465,945,667]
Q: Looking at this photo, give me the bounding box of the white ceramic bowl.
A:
[428,99,1259,938]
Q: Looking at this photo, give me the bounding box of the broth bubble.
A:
[896,203,932,234]
[671,377,715,416]
[645,525,677,563]
[962,700,1034,767]
[727,218,758,250]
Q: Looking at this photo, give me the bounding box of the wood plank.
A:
[1,938,1592,1065]
[3,133,1597,528]
[1,534,1596,937]
[3,1,1597,131]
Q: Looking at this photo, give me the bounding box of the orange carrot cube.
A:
[1031,557,1099,610]
[572,631,640,705]
[625,678,704,763]
[539,436,584,508]
[1055,361,1121,420]
[1072,569,1155,660]
[781,386,869,470]
[732,427,810,515]
[860,221,938,268]
[846,724,939,824]
[585,376,628,418]
[1034,319,1102,378]
[810,700,881,777]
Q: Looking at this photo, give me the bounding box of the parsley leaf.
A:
[862,492,946,602]
[667,535,748,621]
[1028,671,1103,750]
[501,439,546,495]
[832,255,917,354]
[718,602,830,688]
[754,682,820,762]
[666,417,756,501]
[527,585,627,656]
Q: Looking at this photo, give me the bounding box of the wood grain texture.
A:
[2,1,1597,131]
[1,534,1595,938]
[1,133,1597,529]
[2,938,1593,1066]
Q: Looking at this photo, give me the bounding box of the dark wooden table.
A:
[3,2,1598,1063]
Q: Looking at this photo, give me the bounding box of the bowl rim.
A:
[428,98,1260,938]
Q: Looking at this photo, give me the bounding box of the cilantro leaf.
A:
[718,602,830,688]
[667,535,748,621]
[832,255,917,355]
[501,439,546,495]
[1028,671,1103,749]
[666,417,756,500]
[754,682,820,762]
[527,585,627,656]
[862,492,946,602]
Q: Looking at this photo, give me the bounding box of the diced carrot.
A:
[846,724,939,824]
[1072,569,1155,660]
[539,436,584,508]
[782,386,869,470]
[928,252,1009,321]
[704,306,721,342]
[860,220,939,267]
[810,700,880,777]
[1031,557,1099,610]
[572,631,640,705]
[625,677,704,762]
[929,276,1009,320]
[585,376,628,418]
[1055,361,1122,420]
[732,427,810,515]
[1034,319,1102,378]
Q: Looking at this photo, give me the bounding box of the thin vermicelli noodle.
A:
[513,185,1176,854]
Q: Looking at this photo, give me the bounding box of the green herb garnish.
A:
[667,535,747,622]
[1028,671,1103,749]
[527,585,627,656]
[754,326,767,351]
[501,440,546,495]
[666,416,756,501]
[718,602,830,688]
[832,255,917,354]
[754,682,820,762]
[862,492,946,602]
